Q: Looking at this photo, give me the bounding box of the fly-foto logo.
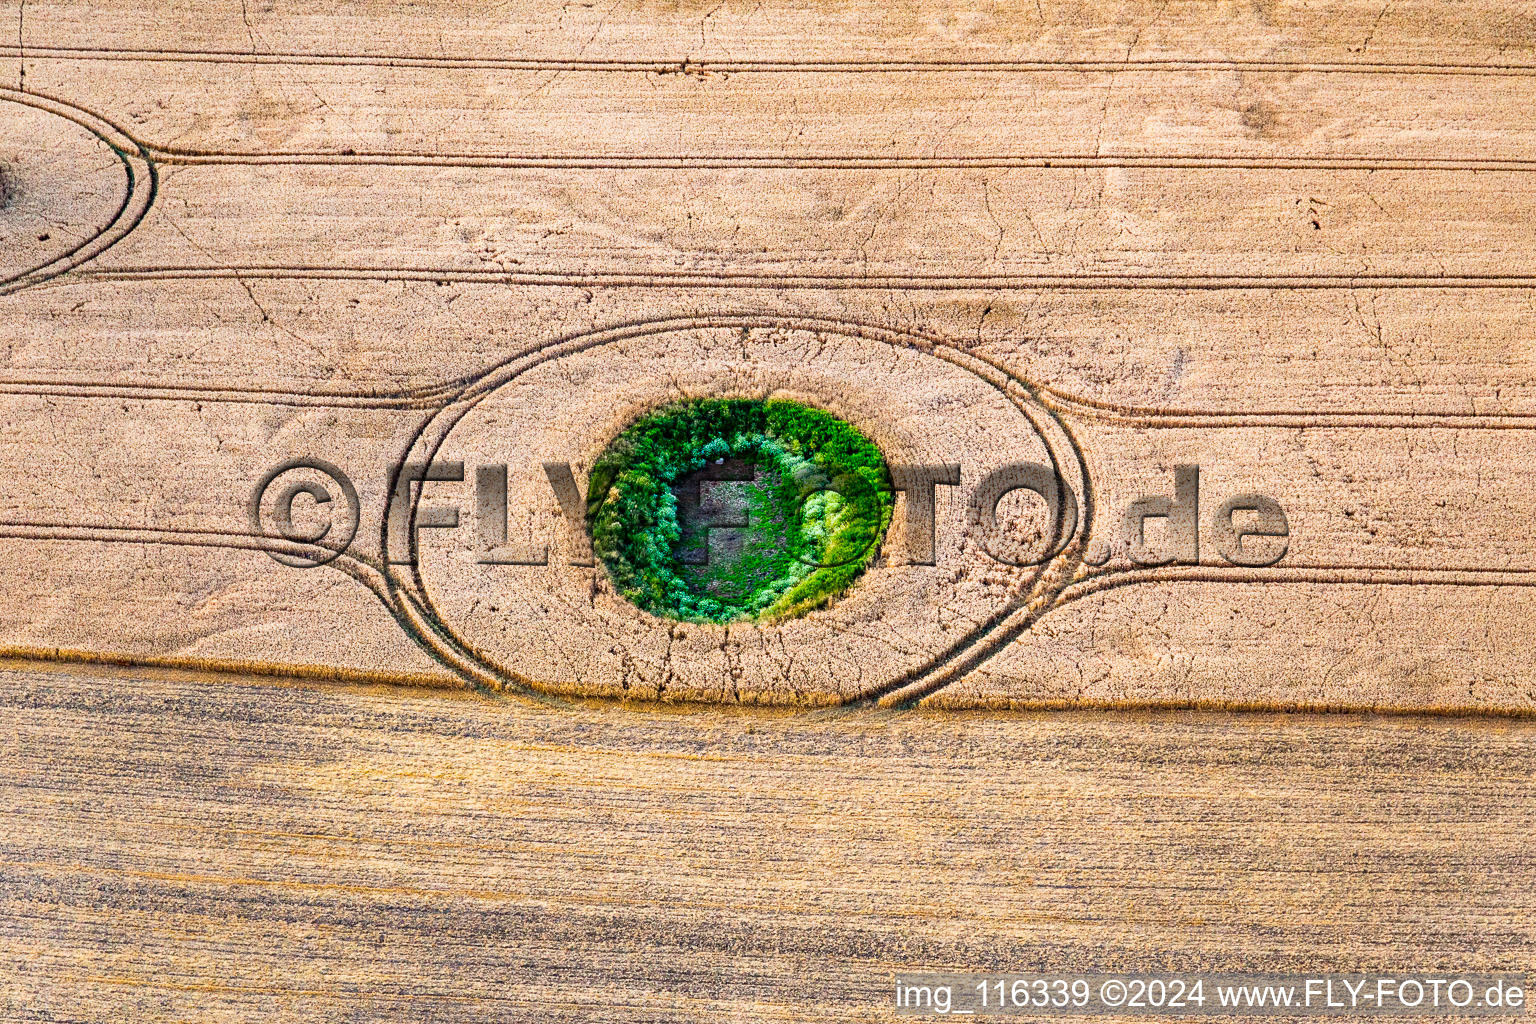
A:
[251,457,1289,583]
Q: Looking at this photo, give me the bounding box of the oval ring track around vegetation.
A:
[373,315,1089,705]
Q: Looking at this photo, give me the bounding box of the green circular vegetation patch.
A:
[588,398,894,623]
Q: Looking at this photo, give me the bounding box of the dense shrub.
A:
[588,399,893,623]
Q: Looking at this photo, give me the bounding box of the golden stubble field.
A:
[2,664,1534,1021]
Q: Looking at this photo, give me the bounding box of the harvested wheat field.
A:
[2,0,1536,1019]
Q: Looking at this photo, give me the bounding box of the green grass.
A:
[587,398,894,623]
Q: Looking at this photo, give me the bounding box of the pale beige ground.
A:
[8,1,1536,707]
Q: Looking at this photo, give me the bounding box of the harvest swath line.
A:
[73,266,1536,291]
[137,148,1536,173]
[13,45,1536,76]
